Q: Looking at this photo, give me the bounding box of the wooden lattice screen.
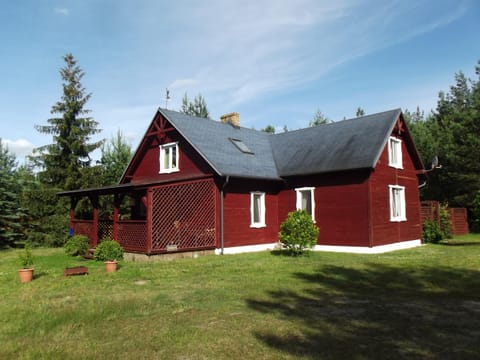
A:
[449,208,469,235]
[420,201,469,235]
[117,220,147,252]
[151,178,217,253]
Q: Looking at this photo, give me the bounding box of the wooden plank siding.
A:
[369,132,422,246]
[222,179,280,248]
[130,126,214,184]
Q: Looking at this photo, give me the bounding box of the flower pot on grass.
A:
[93,239,123,272]
[18,243,34,283]
[18,268,34,283]
[104,260,118,273]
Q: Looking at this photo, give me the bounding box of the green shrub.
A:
[439,205,452,239]
[422,220,444,244]
[94,239,124,261]
[64,235,90,257]
[279,210,319,256]
[18,243,34,268]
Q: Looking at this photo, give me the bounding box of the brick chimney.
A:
[220,112,240,127]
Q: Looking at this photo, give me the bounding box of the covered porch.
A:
[58,178,218,255]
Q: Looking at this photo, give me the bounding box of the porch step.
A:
[83,248,95,260]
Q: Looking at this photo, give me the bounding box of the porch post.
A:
[146,190,152,254]
[113,194,122,242]
[89,195,99,247]
[69,197,79,235]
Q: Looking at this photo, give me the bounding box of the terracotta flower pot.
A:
[104,261,118,273]
[18,268,34,283]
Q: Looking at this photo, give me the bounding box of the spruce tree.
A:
[32,53,103,190]
[0,140,24,247]
[180,92,210,118]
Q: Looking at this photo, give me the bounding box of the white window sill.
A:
[390,217,407,222]
[250,224,266,228]
[159,168,180,174]
[388,163,403,170]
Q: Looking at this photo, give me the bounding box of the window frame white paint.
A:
[389,185,406,222]
[388,136,403,169]
[250,192,266,228]
[295,187,315,222]
[159,142,179,174]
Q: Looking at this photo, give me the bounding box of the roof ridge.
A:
[272,108,401,137]
[158,107,269,136]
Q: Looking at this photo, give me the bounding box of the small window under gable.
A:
[229,138,254,155]
[295,187,315,222]
[389,185,406,222]
[250,192,266,228]
[388,136,403,169]
[159,142,179,174]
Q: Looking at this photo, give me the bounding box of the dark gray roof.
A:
[270,108,402,176]
[159,109,280,180]
[158,108,404,180]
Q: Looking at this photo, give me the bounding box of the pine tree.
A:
[0,140,24,248]
[32,54,103,190]
[180,92,210,118]
[261,125,276,134]
[415,61,480,230]
[100,130,132,186]
[309,109,330,126]
[356,107,365,117]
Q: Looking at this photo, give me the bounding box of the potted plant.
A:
[93,239,124,272]
[18,243,34,283]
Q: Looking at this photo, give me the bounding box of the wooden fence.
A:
[420,201,469,235]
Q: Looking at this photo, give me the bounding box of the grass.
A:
[1,235,480,359]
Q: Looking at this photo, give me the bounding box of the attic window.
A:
[159,142,179,174]
[388,137,403,169]
[229,138,254,154]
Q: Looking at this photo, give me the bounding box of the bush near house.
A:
[93,239,124,261]
[64,235,90,257]
[279,210,319,255]
[422,220,444,244]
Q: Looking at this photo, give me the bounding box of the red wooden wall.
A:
[277,172,371,247]
[369,136,422,246]
[222,179,280,248]
[131,134,213,183]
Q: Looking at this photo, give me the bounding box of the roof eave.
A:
[157,108,225,177]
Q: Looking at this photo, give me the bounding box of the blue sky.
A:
[1,0,479,161]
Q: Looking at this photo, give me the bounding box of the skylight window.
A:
[229,138,254,154]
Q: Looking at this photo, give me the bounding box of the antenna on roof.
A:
[428,155,442,171]
[165,88,171,109]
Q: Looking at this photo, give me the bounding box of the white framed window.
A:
[159,142,179,174]
[389,185,406,222]
[388,136,403,169]
[295,187,315,222]
[250,192,266,228]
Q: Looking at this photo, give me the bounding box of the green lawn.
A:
[1,235,480,359]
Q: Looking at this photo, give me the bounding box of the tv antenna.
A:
[427,155,442,172]
[165,88,171,109]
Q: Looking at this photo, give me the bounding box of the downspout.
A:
[220,176,230,255]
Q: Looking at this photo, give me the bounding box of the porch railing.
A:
[72,219,147,253]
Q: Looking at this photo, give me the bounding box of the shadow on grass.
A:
[247,264,480,359]
[439,241,480,247]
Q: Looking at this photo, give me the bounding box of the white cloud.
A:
[142,0,468,110]
[168,79,198,90]
[54,8,69,16]
[3,139,35,159]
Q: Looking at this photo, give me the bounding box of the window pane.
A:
[253,194,261,223]
[164,147,170,169]
[171,146,177,168]
[301,190,312,216]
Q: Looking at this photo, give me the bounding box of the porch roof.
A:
[57,182,138,197]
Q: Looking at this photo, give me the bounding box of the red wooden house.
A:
[59,108,426,255]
